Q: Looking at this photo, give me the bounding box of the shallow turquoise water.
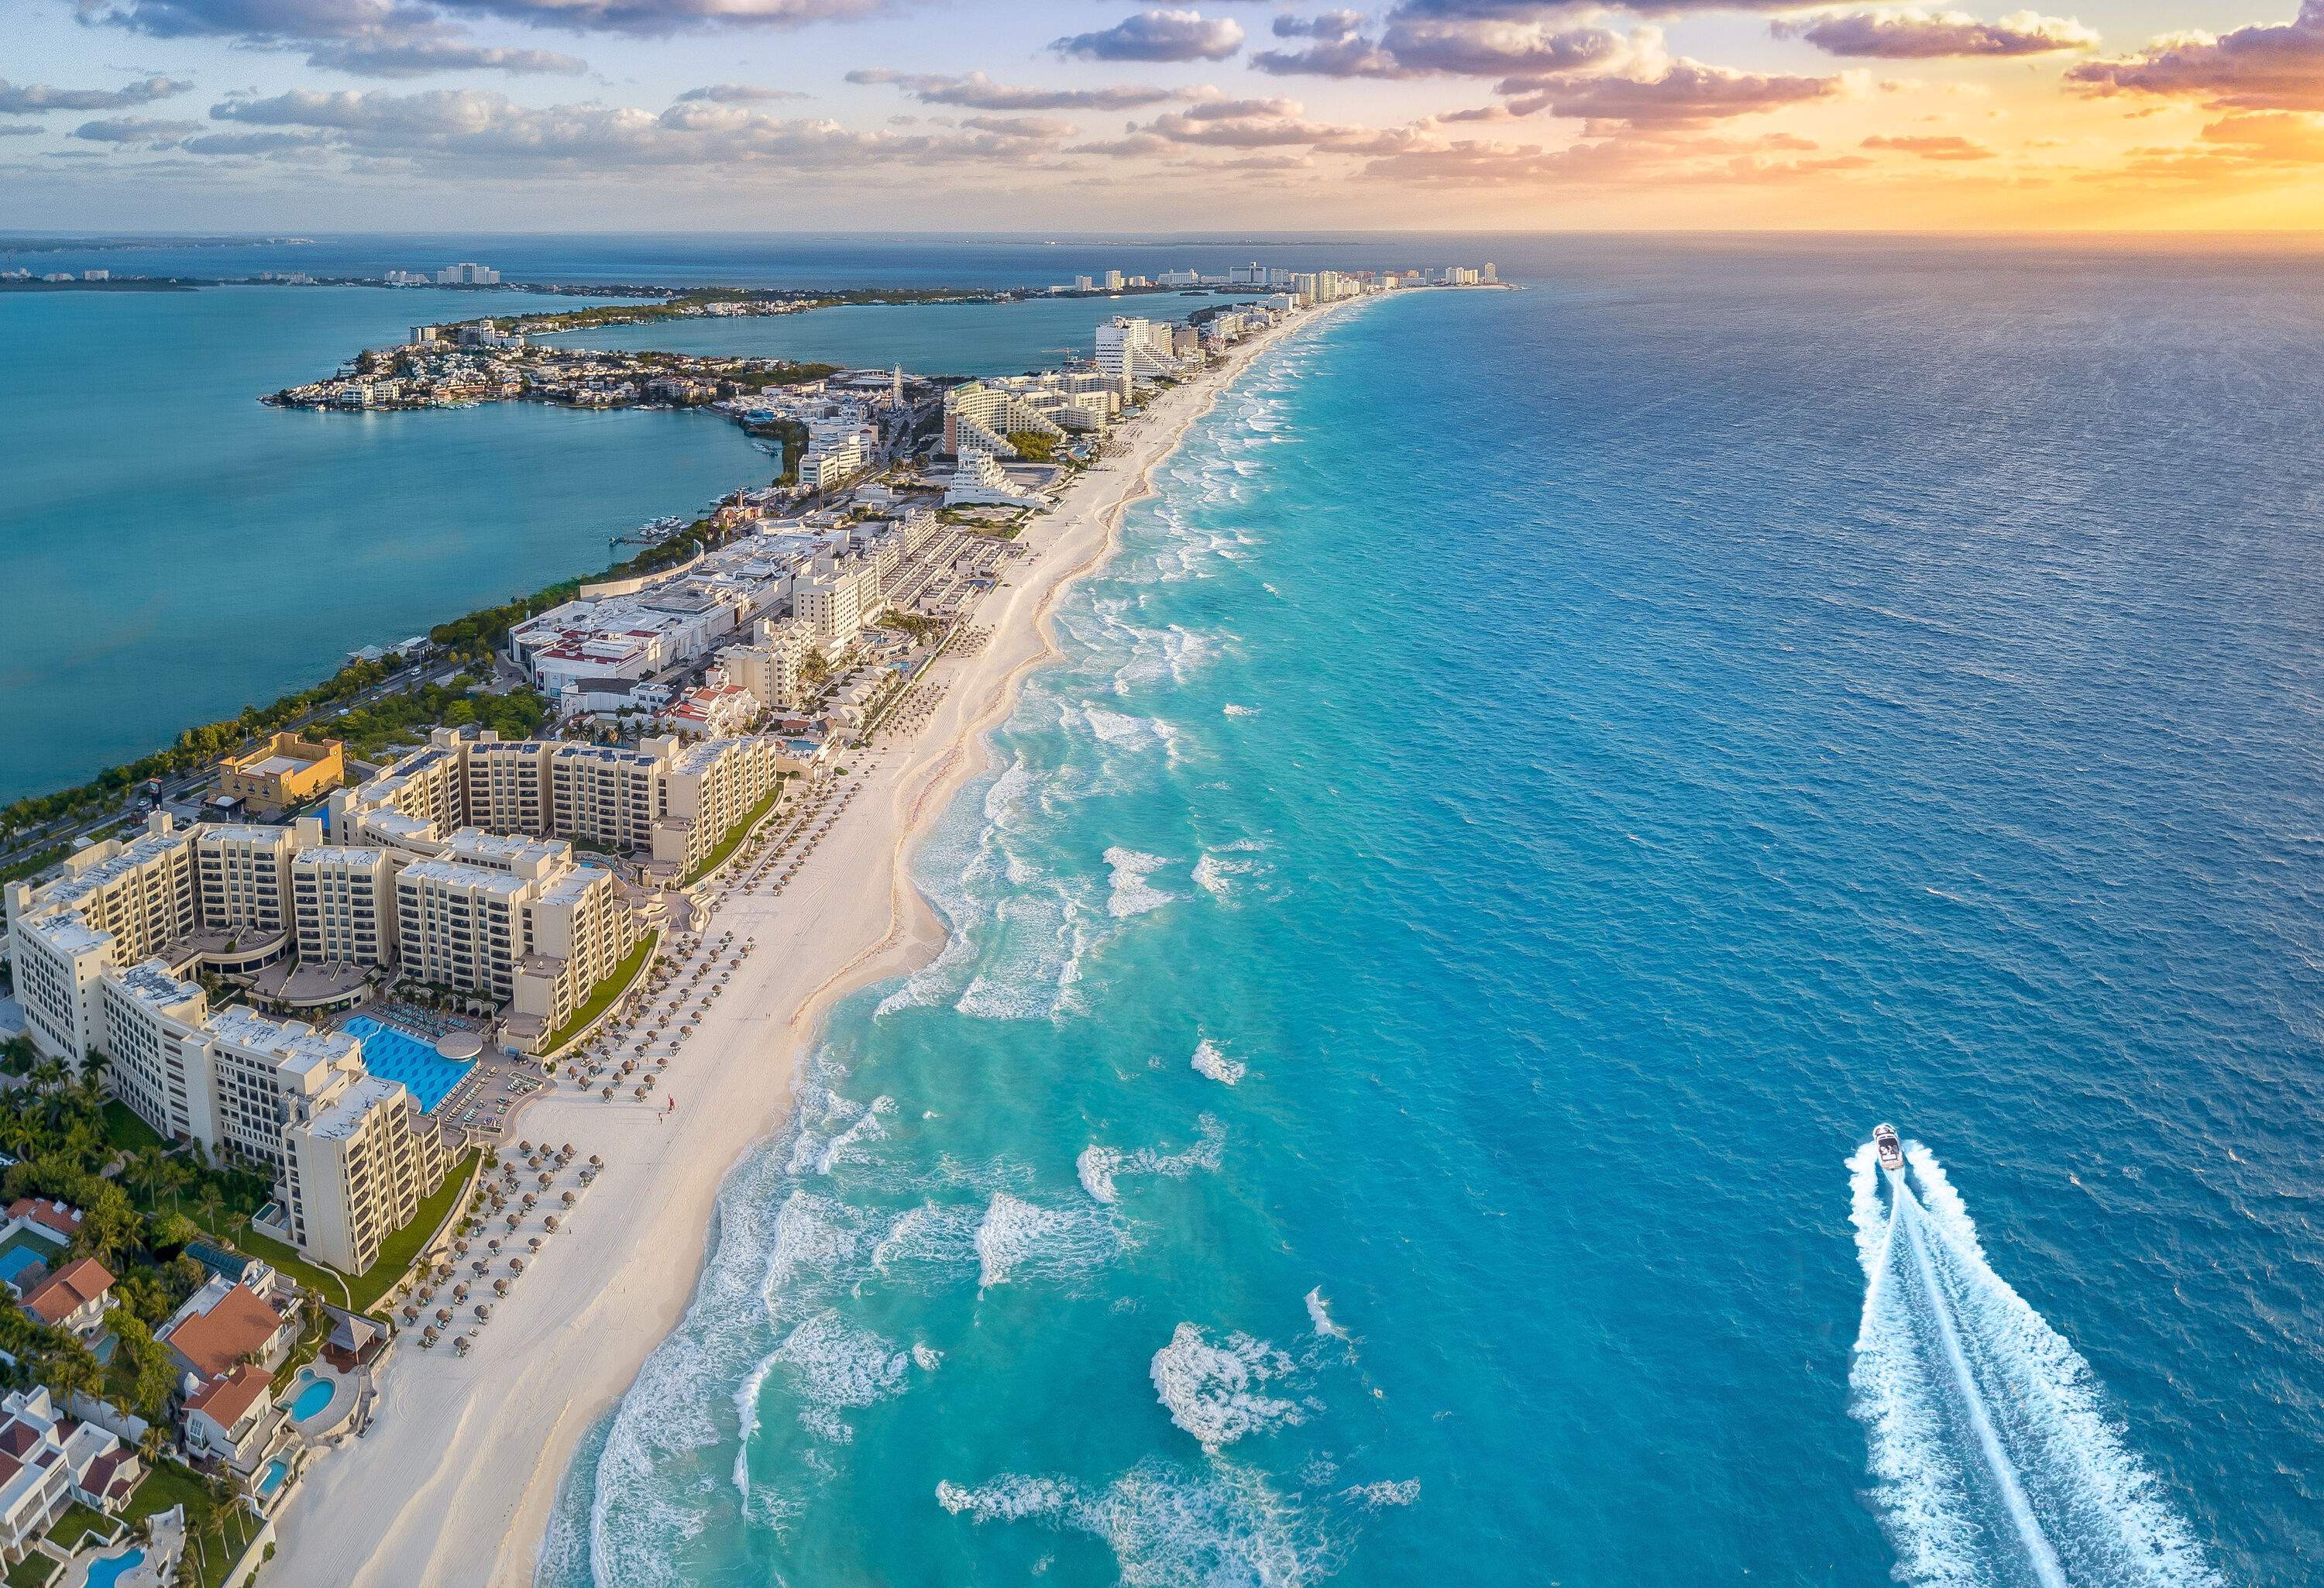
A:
[539,248,2324,1588]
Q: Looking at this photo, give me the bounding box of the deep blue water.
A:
[538,246,2324,1588]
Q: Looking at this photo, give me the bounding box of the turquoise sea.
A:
[538,245,2323,1587]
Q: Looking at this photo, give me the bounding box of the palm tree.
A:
[194,1184,225,1237]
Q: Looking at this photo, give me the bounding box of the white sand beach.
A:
[265,298,1350,1588]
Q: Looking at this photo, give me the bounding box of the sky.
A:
[3,0,2321,229]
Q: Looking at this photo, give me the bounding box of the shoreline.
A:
[263,290,1370,1588]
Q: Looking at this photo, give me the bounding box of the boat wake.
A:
[1848,1142,2220,1588]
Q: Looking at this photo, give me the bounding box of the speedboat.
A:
[1874,1123,1904,1174]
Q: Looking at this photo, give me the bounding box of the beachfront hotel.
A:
[2,844,448,1275]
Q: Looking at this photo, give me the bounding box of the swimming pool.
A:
[256,1457,290,1497]
[84,1548,143,1588]
[340,1016,473,1113]
[290,1371,334,1421]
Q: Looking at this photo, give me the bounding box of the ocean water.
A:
[538,246,2324,1587]
[0,284,768,805]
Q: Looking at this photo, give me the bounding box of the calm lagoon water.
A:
[538,292,1269,378]
[538,243,2324,1588]
[0,284,772,805]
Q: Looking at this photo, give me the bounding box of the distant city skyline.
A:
[5,0,2320,229]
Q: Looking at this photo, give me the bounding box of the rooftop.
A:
[163,1281,286,1380]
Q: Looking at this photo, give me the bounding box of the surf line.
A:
[1893,1184,2071,1588]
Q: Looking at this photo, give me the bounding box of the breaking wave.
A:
[1150,1323,1305,1451]
[1078,1114,1227,1204]
[1191,1039,1247,1086]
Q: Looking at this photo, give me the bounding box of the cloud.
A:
[845,68,1177,109]
[179,127,328,153]
[1504,59,1844,125]
[1054,9,1246,62]
[1251,10,1661,80]
[676,82,805,101]
[0,76,191,113]
[1352,123,1877,186]
[304,39,590,75]
[1773,9,2096,57]
[75,0,604,76]
[1274,9,1363,38]
[201,85,1081,175]
[0,125,45,137]
[2067,1,2324,111]
[430,0,885,29]
[81,0,887,38]
[70,115,204,143]
[1862,130,1997,156]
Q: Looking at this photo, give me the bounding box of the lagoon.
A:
[0,284,771,806]
[537,291,1268,378]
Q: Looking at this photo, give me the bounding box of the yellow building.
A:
[218,734,346,817]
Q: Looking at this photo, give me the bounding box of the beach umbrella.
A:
[602,1086,614,1100]
[476,1303,491,1318]
[493,1278,510,1297]
[510,1257,525,1273]
[589,1153,603,1167]
[487,1239,503,1253]
[545,1215,562,1232]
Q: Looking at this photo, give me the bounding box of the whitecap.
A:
[1078,1116,1226,1205]
[1150,1322,1303,1452]
[1344,1480,1418,1510]
[974,1191,1121,1288]
[1105,847,1178,919]
[1191,1039,1246,1086]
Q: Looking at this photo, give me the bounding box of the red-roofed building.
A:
[1,1200,81,1244]
[19,1257,112,1335]
[160,1276,297,1382]
[182,1364,289,1477]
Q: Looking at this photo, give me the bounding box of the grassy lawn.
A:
[123,1459,211,1529]
[543,933,660,1053]
[235,1150,480,1315]
[101,1099,169,1153]
[43,1502,114,1552]
[180,1506,260,1588]
[3,1553,58,1588]
[680,785,783,887]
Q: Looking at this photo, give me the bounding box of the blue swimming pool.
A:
[84,1548,143,1588]
[256,1457,290,1497]
[290,1372,334,1420]
[340,1016,473,1112]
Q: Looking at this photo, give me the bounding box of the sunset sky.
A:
[6,0,2320,229]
